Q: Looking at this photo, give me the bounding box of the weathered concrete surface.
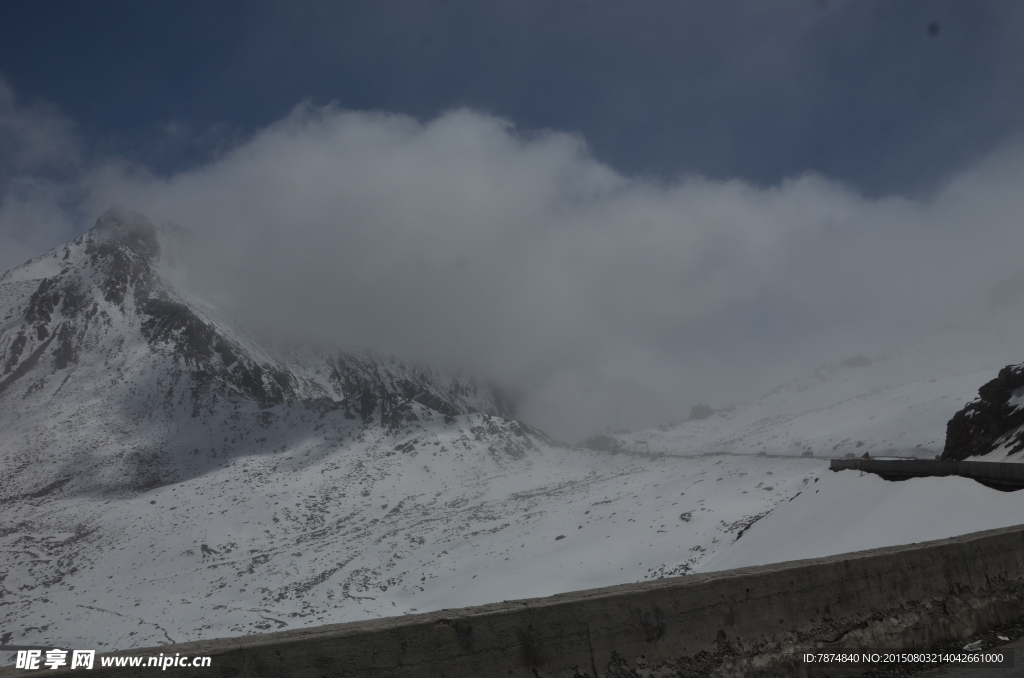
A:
[4,525,1024,678]
[830,458,1024,490]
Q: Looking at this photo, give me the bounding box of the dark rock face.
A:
[942,364,1024,460]
[322,352,515,430]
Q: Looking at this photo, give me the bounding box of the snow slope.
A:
[610,356,997,460]
[699,468,1024,572]
[2,429,824,649]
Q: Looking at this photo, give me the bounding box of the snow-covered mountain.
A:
[3,207,1022,657]
[0,208,518,496]
[0,209,820,652]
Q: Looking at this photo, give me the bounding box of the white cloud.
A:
[0,79,85,271]
[6,93,1024,441]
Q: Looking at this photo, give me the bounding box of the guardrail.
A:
[830,458,1024,490]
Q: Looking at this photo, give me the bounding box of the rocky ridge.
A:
[942,363,1024,461]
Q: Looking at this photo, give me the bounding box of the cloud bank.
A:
[4,88,1024,441]
[0,80,86,269]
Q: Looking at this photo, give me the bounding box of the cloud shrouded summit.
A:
[5,95,1024,440]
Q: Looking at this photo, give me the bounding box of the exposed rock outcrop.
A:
[942,363,1024,460]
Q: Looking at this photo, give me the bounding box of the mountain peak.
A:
[90,206,161,260]
[1,208,522,496]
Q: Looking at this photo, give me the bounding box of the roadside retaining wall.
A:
[5,525,1024,678]
[830,458,1024,489]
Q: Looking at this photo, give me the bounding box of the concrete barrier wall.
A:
[5,525,1024,678]
[830,458,1024,489]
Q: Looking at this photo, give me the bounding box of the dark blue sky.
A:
[2,0,1022,196]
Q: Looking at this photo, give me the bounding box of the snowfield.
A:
[3,431,824,649]
[7,440,1023,652]
[700,468,1024,572]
